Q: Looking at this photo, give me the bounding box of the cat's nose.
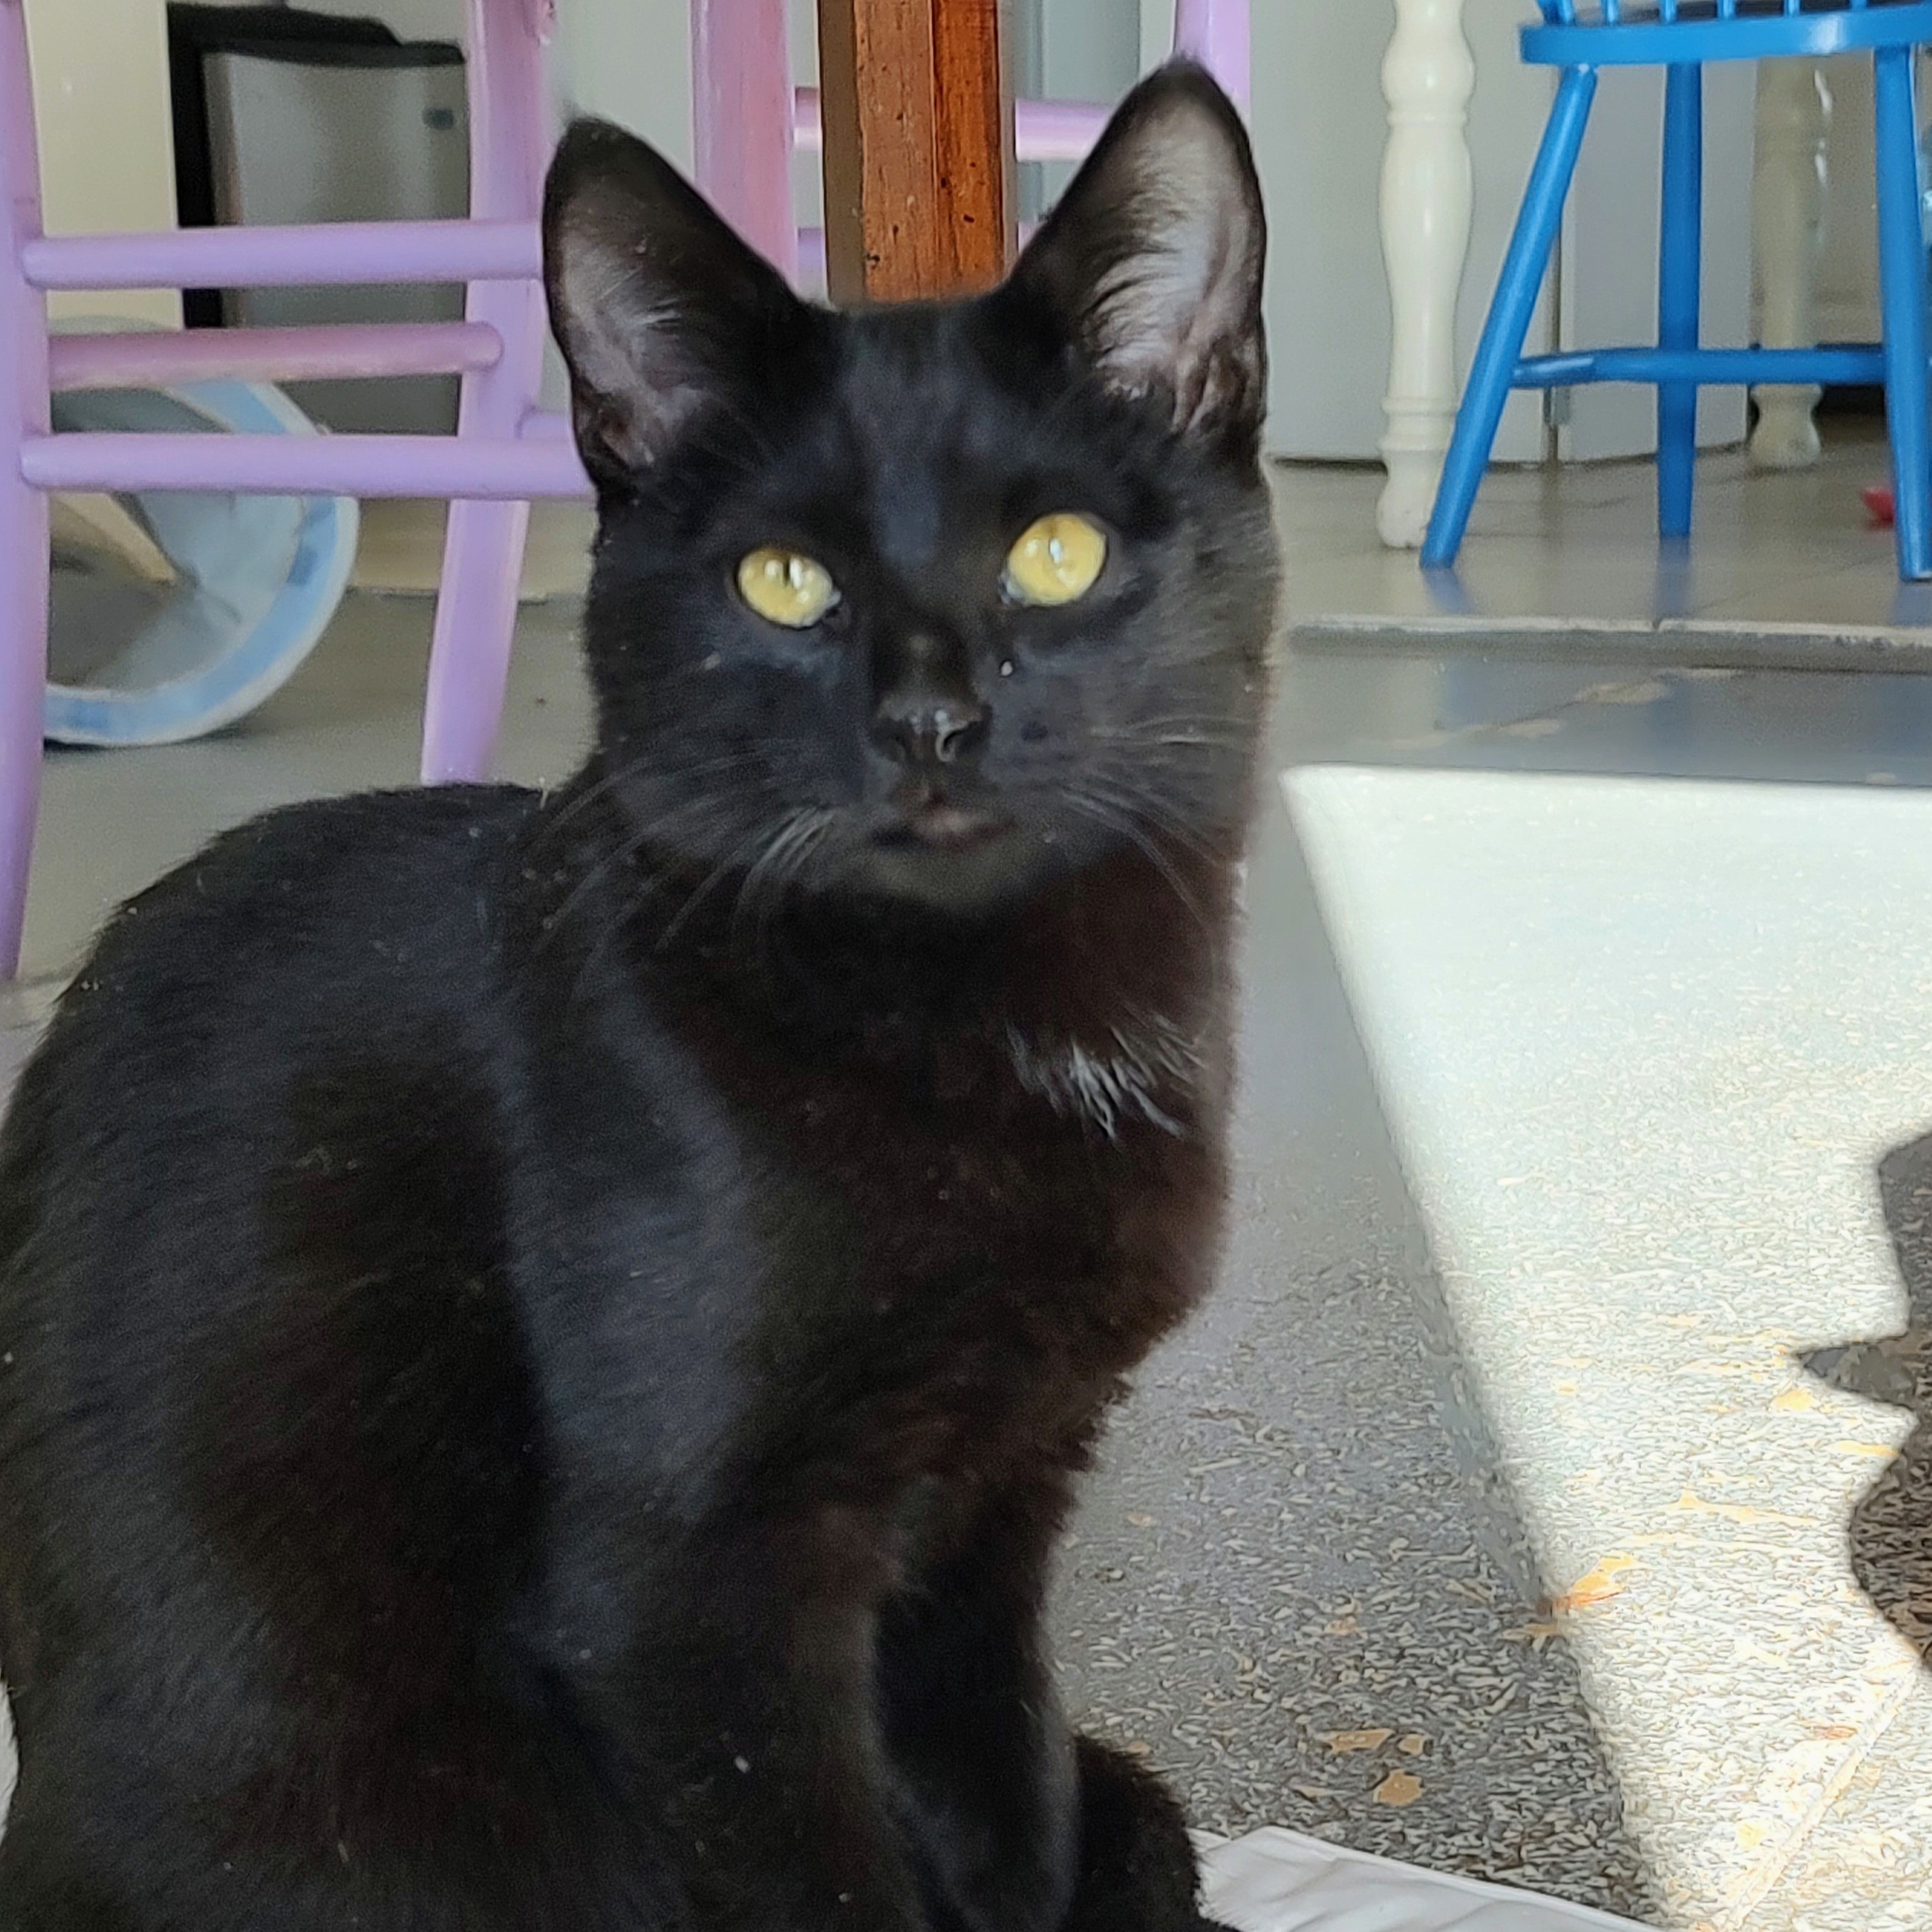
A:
[870,629,988,769]
[871,693,989,769]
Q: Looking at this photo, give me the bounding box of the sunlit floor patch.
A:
[1287,765,1932,1931]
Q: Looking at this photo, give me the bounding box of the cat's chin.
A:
[838,818,1065,918]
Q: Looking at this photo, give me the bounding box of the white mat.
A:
[1200,1829,1650,1931]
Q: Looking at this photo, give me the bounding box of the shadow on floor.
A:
[1804,1130,1932,1669]
[1281,640,1932,794]
[1053,771,1661,1919]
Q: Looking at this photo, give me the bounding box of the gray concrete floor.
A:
[14,435,1932,1926]
[1062,426,1932,1926]
[1051,749,1657,1915]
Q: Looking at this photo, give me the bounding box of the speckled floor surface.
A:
[1048,753,1659,1914]
[1056,636,1932,1929]
[7,436,1932,1926]
[1281,764,1932,1926]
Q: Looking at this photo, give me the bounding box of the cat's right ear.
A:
[543,118,803,488]
[1005,63,1266,448]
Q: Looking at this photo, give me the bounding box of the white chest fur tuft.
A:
[1003,1012,1203,1140]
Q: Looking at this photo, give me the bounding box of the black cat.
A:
[0,63,1275,1932]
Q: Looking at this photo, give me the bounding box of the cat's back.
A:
[3,783,538,1179]
[0,782,544,1461]
[37,780,540,1060]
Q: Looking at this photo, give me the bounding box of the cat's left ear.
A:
[1006,62,1266,445]
[544,117,806,486]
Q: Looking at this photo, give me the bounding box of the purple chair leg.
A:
[420,0,551,786]
[692,0,796,282]
[1174,0,1249,111]
[0,0,50,978]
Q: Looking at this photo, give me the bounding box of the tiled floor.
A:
[1276,415,1932,638]
[352,414,1926,637]
[8,424,1932,1927]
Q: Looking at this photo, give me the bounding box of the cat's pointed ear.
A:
[1008,63,1266,444]
[543,117,805,486]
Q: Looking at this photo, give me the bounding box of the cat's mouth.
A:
[875,797,1012,853]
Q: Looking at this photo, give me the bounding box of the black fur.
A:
[0,64,1274,1931]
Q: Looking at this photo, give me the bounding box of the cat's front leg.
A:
[874,1488,1228,1932]
[632,1537,934,1932]
[1061,1737,1232,1932]
[875,1483,1080,1932]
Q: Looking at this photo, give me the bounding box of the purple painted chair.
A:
[0,0,1248,980]
[691,0,1252,286]
[1,0,587,978]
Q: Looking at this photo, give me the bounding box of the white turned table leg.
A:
[1379,0,1476,549]
[1751,58,1832,469]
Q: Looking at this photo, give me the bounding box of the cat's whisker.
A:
[537,740,824,971]
[1096,712,1252,733]
[729,809,834,961]
[1079,773,1222,867]
[1057,787,1216,952]
[652,820,781,958]
[1090,718,1251,743]
[528,747,769,856]
[556,817,747,997]
[1089,729,1245,749]
[534,787,753,956]
[729,811,805,940]
[564,804,779,997]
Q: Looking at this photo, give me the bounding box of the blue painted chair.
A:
[1423,0,1932,582]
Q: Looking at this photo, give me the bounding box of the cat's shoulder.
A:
[151,781,541,903]
[119,782,532,929]
[43,784,544,1055]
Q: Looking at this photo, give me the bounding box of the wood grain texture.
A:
[816,0,1014,305]
[931,0,1013,295]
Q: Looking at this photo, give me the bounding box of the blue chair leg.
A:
[1656,61,1702,542]
[1423,66,1599,571]
[1873,43,1932,582]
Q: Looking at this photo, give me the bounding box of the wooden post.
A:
[816,0,1016,304]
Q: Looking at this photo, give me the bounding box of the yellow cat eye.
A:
[1003,513,1108,608]
[737,547,840,629]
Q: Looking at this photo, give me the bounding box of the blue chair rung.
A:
[1424,0,1932,582]
[1515,346,1889,387]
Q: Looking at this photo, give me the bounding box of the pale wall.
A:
[24,0,180,326]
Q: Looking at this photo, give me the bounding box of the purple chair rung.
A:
[1010,100,1109,163]
[791,86,1110,164]
[21,431,592,502]
[48,321,505,393]
[21,217,542,293]
[0,0,569,980]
